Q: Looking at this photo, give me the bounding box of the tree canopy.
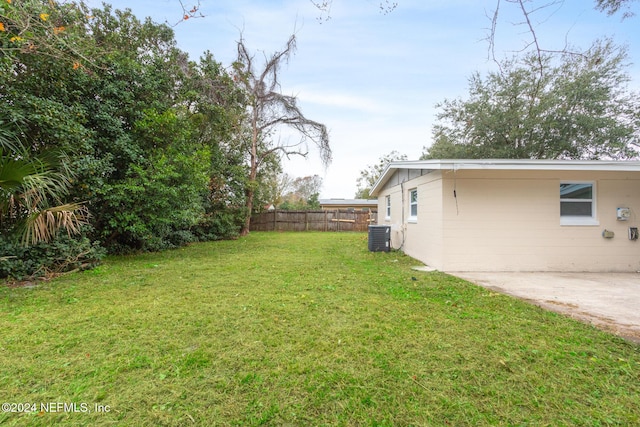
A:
[279,175,323,210]
[0,0,333,277]
[355,151,407,199]
[423,40,640,160]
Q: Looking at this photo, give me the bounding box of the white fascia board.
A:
[369,159,640,196]
[369,163,395,197]
[439,159,640,171]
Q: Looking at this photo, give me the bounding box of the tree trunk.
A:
[235,35,331,237]
[240,111,260,236]
[240,188,253,236]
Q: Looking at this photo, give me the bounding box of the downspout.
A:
[452,163,459,216]
[399,179,407,251]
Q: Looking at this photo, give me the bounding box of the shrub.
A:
[167,230,197,247]
[192,210,242,242]
[0,234,106,280]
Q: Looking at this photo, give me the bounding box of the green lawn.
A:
[1,232,638,426]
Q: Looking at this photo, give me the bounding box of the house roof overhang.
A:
[369,159,640,197]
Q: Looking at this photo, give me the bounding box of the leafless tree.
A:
[486,0,637,71]
[310,0,397,21]
[274,172,295,206]
[234,34,331,235]
[173,0,398,25]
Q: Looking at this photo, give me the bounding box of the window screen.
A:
[560,183,593,217]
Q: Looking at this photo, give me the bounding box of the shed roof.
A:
[370,159,640,197]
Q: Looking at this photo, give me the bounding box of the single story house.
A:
[370,159,640,272]
[319,199,378,212]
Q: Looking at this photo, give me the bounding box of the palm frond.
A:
[0,153,41,193]
[1,147,86,245]
[1,148,72,206]
[0,120,24,154]
[21,203,90,245]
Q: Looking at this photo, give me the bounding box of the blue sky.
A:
[86,0,640,198]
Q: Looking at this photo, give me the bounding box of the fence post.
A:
[273,209,277,231]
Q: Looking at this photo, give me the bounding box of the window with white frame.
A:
[385,195,391,219]
[560,182,597,225]
[408,188,418,221]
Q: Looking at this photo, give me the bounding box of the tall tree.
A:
[233,34,331,235]
[355,151,407,199]
[1,2,239,252]
[77,6,231,252]
[183,51,250,239]
[0,1,92,245]
[423,40,640,160]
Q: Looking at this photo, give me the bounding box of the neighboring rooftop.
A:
[319,199,378,209]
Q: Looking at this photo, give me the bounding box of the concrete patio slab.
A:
[451,272,640,343]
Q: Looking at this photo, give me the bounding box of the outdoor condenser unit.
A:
[368,225,391,252]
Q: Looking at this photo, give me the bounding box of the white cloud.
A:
[294,89,384,113]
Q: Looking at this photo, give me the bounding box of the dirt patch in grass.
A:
[541,299,640,343]
[457,272,640,345]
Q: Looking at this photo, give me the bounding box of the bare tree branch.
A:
[234,33,331,234]
[486,0,634,66]
[311,0,397,22]
[171,0,205,26]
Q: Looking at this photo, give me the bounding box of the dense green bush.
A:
[191,210,243,242]
[166,230,198,247]
[0,234,106,280]
[1,2,257,258]
[94,155,206,253]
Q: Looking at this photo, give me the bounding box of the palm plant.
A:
[0,124,88,245]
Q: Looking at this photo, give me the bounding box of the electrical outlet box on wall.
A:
[617,207,631,221]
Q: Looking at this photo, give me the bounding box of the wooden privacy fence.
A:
[250,210,377,232]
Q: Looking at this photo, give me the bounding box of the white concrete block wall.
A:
[378,168,640,272]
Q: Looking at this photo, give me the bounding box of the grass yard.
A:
[1,232,639,426]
